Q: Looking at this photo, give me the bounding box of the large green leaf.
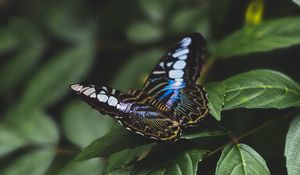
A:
[205,70,300,117]
[211,17,300,58]
[57,158,105,175]
[130,148,208,175]
[74,126,151,161]
[1,149,55,175]
[19,45,95,109]
[285,113,300,175]
[223,70,300,110]
[62,101,113,148]
[0,110,59,157]
[205,82,225,121]
[216,143,270,175]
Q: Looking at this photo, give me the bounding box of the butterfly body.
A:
[70,33,209,141]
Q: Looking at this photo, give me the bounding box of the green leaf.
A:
[285,113,300,175]
[58,158,105,175]
[0,18,43,52]
[0,125,26,157]
[62,101,113,148]
[0,42,45,95]
[109,166,133,175]
[0,109,59,157]
[1,149,55,175]
[211,17,300,58]
[292,0,300,6]
[216,143,270,175]
[223,69,300,110]
[75,126,151,161]
[138,0,172,23]
[41,0,95,43]
[106,145,152,173]
[131,148,208,175]
[126,22,163,44]
[205,82,225,121]
[112,49,163,89]
[20,45,95,109]
[169,7,210,35]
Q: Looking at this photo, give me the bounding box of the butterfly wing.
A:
[143,33,206,94]
[70,83,180,141]
[142,33,209,127]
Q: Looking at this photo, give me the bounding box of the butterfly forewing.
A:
[143,33,206,95]
[70,84,181,141]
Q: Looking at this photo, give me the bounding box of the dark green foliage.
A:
[1,0,300,175]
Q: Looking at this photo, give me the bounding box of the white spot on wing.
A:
[178,55,187,60]
[166,62,173,67]
[90,92,96,98]
[180,37,191,47]
[108,96,118,106]
[83,88,95,96]
[70,84,80,91]
[97,94,108,102]
[173,60,186,69]
[111,89,116,95]
[159,62,164,68]
[172,48,189,58]
[169,70,184,79]
[153,71,165,74]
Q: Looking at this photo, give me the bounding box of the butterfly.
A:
[70,33,209,141]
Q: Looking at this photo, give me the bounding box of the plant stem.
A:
[204,111,296,160]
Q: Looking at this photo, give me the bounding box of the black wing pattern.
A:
[70,84,181,141]
[70,33,209,141]
[142,33,209,127]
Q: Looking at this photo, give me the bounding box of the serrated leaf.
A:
[126,22,162,44]
[19,45,95,109]
[293,0,300,6]
[58,158,105,175]
[205,82,225,121]
[1,149,55,175]
[75,126,151,161]
[216,143,270,175]
[223,69,300,110]
[285,113,300,175]
[112,49,163,89]
[0,109,59,157]
[131,148,208,175]
[211,17,300,58]
[62,101,113,148]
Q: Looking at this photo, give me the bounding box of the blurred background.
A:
[0,0,299,174]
